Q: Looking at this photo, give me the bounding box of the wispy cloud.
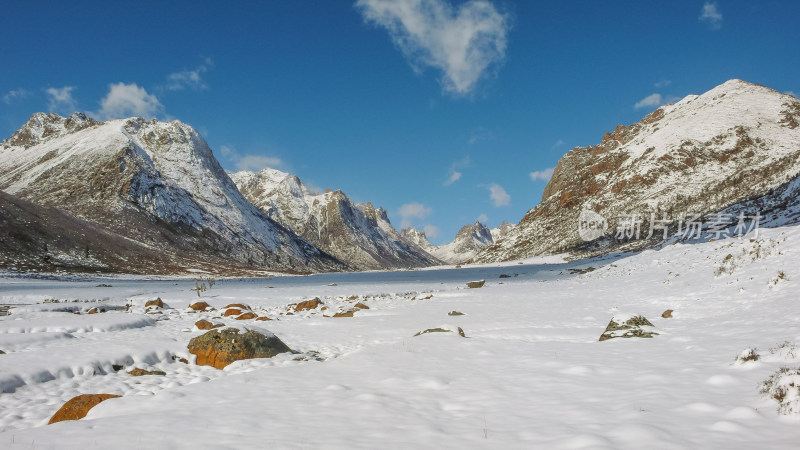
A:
[634,93,663,110]
[468,126,492,145]
[166,58,213,91]
[236,155,284,172]
[699,2,723,30]
[96,83,163,120]
[45,86,77,114]
[397,202,433,228]
[220,145,284,172]
[529,167,555,182]
[654,79,671,88]
[487,183,510,207]
[785,91,797,98]
[355,0,510,95]
[551,139,564,150]
[443,155,472,186]
[476,213,488,223]
[3,88,28,104]
[445,171,462,185]
[423,224,440,238]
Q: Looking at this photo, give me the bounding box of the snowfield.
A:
[1,224,799,449]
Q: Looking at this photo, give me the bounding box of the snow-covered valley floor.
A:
[1,225,799,449]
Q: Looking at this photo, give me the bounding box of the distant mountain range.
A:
[2,79,798,274]
[0,113,342,274]
[230,168,439,270]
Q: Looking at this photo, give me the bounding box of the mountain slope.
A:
[475,79,800,262]
[431,221,494,264]
[231,168,441,270]
[0,113,343,274]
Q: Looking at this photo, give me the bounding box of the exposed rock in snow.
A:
[432,221,494,264]
[0,113,343,274]
[476,79,800,262]
[400,227,438,254]
[490,221,516,241]
[230,168,441,270]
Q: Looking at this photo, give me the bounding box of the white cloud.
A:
[423,224,440,238]
[166,58,213,91]
[529,167,555,182]
[468,126,492,145]
[699,2,723,30]
[551,139,564,150]
[487,183,510,206]
[236,155,284,172]
[219,144,284,172]
[97,83,163,120]
[45,86,77,114]
[445,171,462,185]
[356,0,509,95]
[476,213,488,223]
[654,79,671,88]
[443,155,471,186]
[634,93,663,109]
[3,88,28,104]
[397,202,433,227]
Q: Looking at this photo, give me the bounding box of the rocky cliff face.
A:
[0,113,343,274]
[400,227,438,254]
[475,79,800,262]
[231,168,442,270]
[433,221,494,264]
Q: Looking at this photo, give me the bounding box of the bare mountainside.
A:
[475,79,800,262]
[230,168,441,270]
[0,113,343,274]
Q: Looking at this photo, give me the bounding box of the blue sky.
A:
[1,1,798,244]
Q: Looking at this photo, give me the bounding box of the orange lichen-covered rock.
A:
[223,308,243,317]
[294,298,322,311]
[188,328,291,370]
[189,301,211,311]
[48,394,121,424]
[195,319,223,330]
[236,312,258,320]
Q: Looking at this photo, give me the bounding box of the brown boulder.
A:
[189,301,211,311]
[294,298,322,311]
[128,368,166,376]
[145,298,164,308]
[223,308,243,317]
[662,309,674,318]
[354,303,369,310]
[236,312,258,320]
[255,316,272,321]
[188,328,292,370]
[224,303,250,310]
[86,307,104,314]
[48,394,121,424]
[195,319,223,330]
[466,280,486,289]
[333,310,356,318]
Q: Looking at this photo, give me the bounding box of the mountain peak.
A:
[2,112,101,149]
[475,78,800,262]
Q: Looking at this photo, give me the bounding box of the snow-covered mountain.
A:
[400,227,438,254]
[490,221,516,241]
[0,113,343,274]
[475,79,800,262]
[230,168,441,270]
[430,221,494,264]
